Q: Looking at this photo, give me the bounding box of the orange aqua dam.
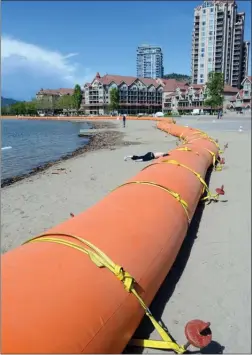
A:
[1,122,225,354]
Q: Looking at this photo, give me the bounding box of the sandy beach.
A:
[1,118,251,353]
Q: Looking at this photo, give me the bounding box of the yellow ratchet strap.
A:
[183,133,220,151]
[204,149,223,171]
[141,160,218,202]
[23,234,186,354]
[113,181,190,223]
[204,148,216,167]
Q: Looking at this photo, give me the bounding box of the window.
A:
[209,36,213,41]
[202,32,206,37]
[208,58,212,62]
[201,48,205,52]
[211,8,214,12]
[201,54,204,58]
[209,31,213,35]
[203,9,206,14]
[200,74,204,78]
[200,79,204,83]
[202,21,206,26]
[200,64,204,68]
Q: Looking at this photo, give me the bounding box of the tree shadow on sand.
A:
[124,168,225,354]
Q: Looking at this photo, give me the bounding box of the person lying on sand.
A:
[124,152,169,162]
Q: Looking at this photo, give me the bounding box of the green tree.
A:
[57,95,75,114]
[204,72,224,113]
[163,73,191,82]
[72,84,82,111]
[10,101,26,115]
[36,96,53,112]
[109,87,119,112]
[25,100,37,115]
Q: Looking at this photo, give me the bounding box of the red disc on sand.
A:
[185,319,212,349]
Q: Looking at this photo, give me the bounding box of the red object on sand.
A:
[185,319,212,348]
[215,185,225,195]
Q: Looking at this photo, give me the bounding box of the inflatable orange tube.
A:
[1,123,219,354]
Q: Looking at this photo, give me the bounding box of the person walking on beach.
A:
[124,151,169,162]
[122,114,126,128]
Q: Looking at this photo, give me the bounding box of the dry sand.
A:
[1,118,251,353]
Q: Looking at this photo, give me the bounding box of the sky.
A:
[1,0,251,100]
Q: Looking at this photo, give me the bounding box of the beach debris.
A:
[52,168,67,174]
[70,213,75,218]
[239,125,243,132]
[224,143,228,150]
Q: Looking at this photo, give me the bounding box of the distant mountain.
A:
[1,97,19,107]
[163,73,191,82]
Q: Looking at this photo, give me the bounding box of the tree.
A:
[163,73,191,82]
[72,84,82,111]
[36,96,53,112]
[57,95,75,113]
[204,72,224,113]
[25,100,37,115]
[109,87,119,112]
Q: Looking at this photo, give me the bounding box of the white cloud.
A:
[1,35,95,99]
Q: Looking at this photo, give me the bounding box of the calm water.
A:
[1,119,91,180]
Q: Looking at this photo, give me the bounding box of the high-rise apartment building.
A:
[137,45,164,79]
[191,0,250,88]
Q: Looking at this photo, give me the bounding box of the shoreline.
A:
[1,120,135,188]
[0,115,173,122]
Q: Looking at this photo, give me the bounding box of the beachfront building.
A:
[136,44,164,79]
[162,79,239,114]
[227,75,252,112]
[36,88,74,101]
[82,72,164,115]
[191,0,250,88]
[36,74,251,116]
[36,88,76,115]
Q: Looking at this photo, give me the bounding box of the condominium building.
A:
[82,72,164,115]
[36,73,251,115]
[191,0,250,88]
[137,44,164,79]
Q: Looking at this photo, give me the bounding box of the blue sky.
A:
[2,1,251,100]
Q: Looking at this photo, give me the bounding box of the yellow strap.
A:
[141,160,219,202]
[23,234,186,354]
[182,133,220,151]
[113,180,190,223]
[176,147,200,155]
[204,148,216,167]
[161,160,208,195]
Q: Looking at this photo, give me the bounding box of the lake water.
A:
[1,119,91,181]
